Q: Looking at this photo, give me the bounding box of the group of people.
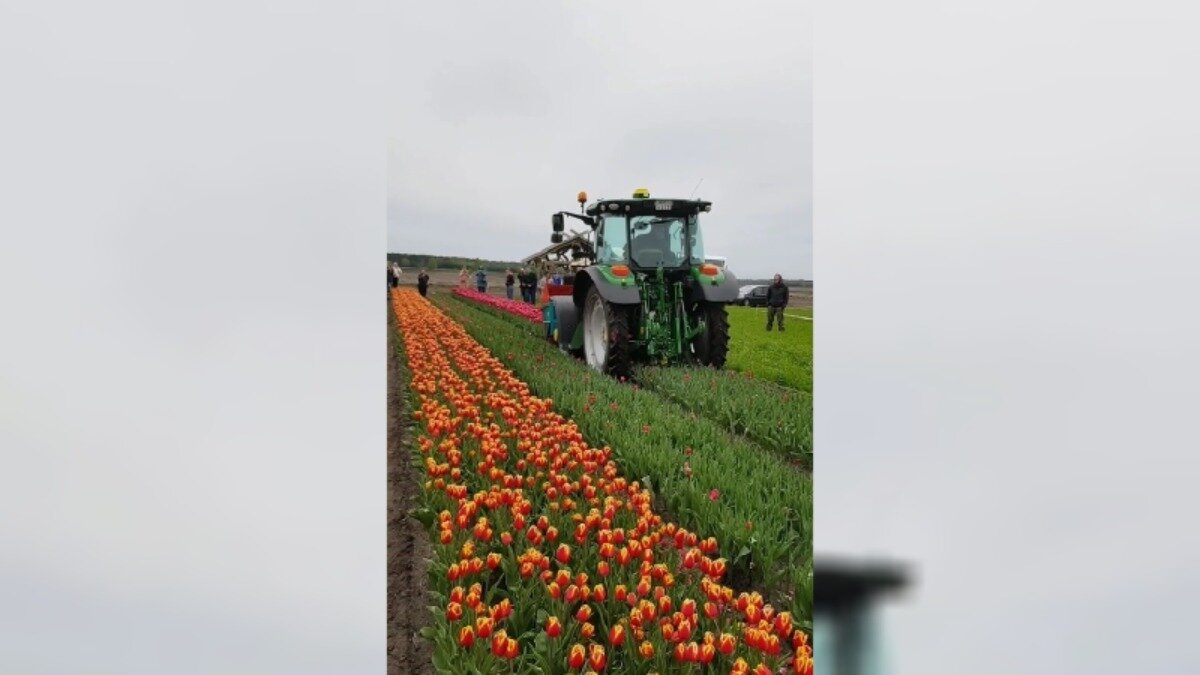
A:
[386,263,429,294]
[397,263,791,331]
[515,268,541,304]
[454,267,490,293]
[453,266,544,304]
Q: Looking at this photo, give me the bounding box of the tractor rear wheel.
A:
[583,286,632,378]
[690,302,730,368]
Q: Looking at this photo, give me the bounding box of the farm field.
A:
[433,289,812,463]
[390,288,814,674]
[724,306,812,393]
[441,287,812,395]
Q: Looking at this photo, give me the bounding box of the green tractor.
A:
[541,188,740,378]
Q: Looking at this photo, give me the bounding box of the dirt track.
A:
[387,298,434,675]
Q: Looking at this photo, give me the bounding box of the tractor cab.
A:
[583,189,711,274]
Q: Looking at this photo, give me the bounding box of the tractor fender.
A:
[573,268,641,307]
[547,295,580,348]
[694,269,741,303]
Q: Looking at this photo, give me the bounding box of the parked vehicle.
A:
[740,284,770,307]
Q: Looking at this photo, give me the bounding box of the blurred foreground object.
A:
[814,557,911,675]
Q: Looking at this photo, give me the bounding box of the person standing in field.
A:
[458,267,468,288]
[526,268,540,303]
[475,268,487,293]
[766,273,789,331]
[387,265,397,290]
[517,267,531,303]
[417,269,430,297]
[504,269,515,300]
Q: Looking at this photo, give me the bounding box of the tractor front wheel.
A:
[690,302,730,368]
[583,286,632,378]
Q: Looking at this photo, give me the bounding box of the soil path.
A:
[387,297,434,675]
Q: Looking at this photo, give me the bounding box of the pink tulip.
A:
[453,288,542,322]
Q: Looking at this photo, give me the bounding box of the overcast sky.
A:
[388,1,812,280]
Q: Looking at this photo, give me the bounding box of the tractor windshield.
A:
[629,215,702,268]
[597,214,628,264]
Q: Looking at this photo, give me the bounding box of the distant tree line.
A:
[387,253,524,272]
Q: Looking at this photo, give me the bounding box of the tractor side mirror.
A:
[552,213,564,232]
[551,232,563,244]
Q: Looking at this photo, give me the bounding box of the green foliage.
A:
[636,365,811,465]
[724,306,812,392]
[440,290,813,463]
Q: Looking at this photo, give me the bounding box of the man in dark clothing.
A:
[518,268,534,303]
[417,269,430,297]
[766,274,789,331]
[475,268,487,293]
[504,269,516,300]
[387,266,397,290]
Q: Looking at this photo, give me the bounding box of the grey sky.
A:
[388,1,812,280]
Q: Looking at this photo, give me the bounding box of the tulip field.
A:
[390,288,812,674]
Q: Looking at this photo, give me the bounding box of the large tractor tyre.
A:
[690,302,730,368]
[582,286,632,378]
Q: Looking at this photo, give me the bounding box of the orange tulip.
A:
[587,644,606,671]
[567,643,585,670]
[490,629,508,657]
[719,632,737,655]
[681,598,696,620]
[609,623,626,647]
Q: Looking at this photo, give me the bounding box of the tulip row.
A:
[393,289,812,674]
[635,365,812,466]
[436,292,813,627]
[453,287,543,322]
[436,291,813,468]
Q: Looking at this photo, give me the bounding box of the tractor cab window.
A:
[687,214,705,264]
[630,215,688,268]
[597,214,628,264]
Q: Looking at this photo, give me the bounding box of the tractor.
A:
[540,188,740,378]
